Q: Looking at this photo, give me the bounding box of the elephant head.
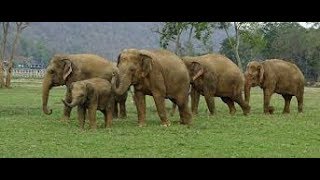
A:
[61,82,94,108]
[42,55,74,115]
[112,49,153,95]
[244,61,264,104]
[183,58,214,85]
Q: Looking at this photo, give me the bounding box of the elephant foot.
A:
[119,114,127,119]
[59,117,70,123]
[230,110,236,116]
[180,120,192,125]
[192,111,198,116]
[282,110,290,114]
[244,106,251,116]
[105,125,112,128]
[138,123,146,127]
[269,106,275,114]
[160,121,171,127]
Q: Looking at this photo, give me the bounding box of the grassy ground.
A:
[0,79,320,158]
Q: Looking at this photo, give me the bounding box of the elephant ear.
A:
[63,59,73,81]
[86,83,95,99]
[258,64,264,83]
[69,82,75,90]
[117,54,121,66]
[191,62,205,81]
[138,50,153,77]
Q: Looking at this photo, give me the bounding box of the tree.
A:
[153,22,218,56]
[0,22,28,88]
[221,22,250,71]
[0,22,9,88]
[152,22,189,56]
[220,23,266,67]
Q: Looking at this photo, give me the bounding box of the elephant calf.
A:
[244,59,305,114]
[62,78,115,129]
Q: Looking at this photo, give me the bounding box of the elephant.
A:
[111,62,128,119]
[111,48,192,127]
[42,54,117,121]
[181,54,250,116]
[244,59,305,114]
[62,78,115,129]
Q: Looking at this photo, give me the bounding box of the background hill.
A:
[20,22,230,65]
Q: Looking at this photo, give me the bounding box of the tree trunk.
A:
[223,22,243,72]
[234,22,243,72]
[187,24,194,55]
[5,23,24,88]
[0,62,4,88]
[175,32,181,56]
[5,62,13,88]
[0,22,9,88]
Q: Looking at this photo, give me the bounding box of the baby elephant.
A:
[62,78,115,129]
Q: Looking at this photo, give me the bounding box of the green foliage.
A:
[19,37,53,66]
[1,79,320,157]
[158,22,189,49]
[157,22,223,55]
[220,28,266,66]
[220,22,320,81]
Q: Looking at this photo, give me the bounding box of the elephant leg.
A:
[263,89,274,114]
[134,91,146,127]
[62,90,72,121]
[203,89,215,115]
[297,94,303,113]
[190,87,200,115]
[88,104,97,130]
[77,106,86,129]
[221,97,236,115]
[282,94,292,114]
[176,95,192,125]
[233,95,250,116]
[170,102,177,116]
[153,94,170,127]
[113,101,119,119]
[105,108,113,128]
[119,100,127,118]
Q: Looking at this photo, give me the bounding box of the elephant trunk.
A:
[61,99,78,108]
[244,76,251,104]
[42,73,53,115]
[112,71,131,96]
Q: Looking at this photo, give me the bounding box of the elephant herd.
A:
[42,49,305,129]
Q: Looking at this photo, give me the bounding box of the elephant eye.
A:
[130,67,136,72]
[49,69,55,74]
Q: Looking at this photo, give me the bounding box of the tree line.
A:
[155,22,320,82]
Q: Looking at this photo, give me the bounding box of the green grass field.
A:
[0,79,320,157]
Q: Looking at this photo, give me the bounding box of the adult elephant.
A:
[244,59,305,114]
[182,54,250,116]
[111,49,192,127]
[42,54,117,121]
